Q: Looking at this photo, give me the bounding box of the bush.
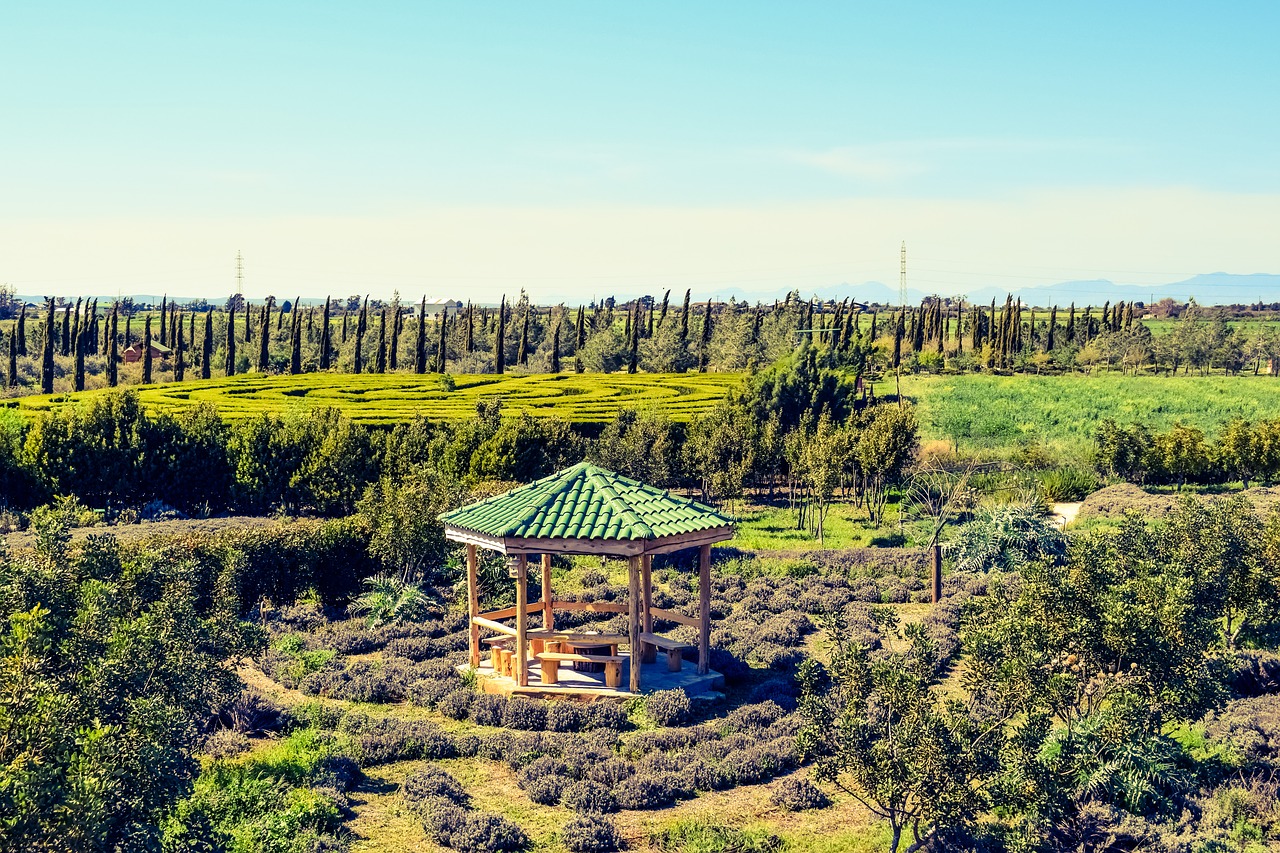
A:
[355,717,453,765]
[587,757,634,787]
[450,813,528,852]
[613,774,676,810]
[408,678,454,708]
[438,688,474,720]
[451,733,481,757]
[404,766,470,808]
[583,701,628,731]
[524,774,567,806]
[470,694,508,727]
[562,814,623,852]
[421,797,469,847]
[203,728,250,759]
[502,696,548,731]
[562,780,618,814]
[644,689,692,727]
[547,701,584,732]
[283,699,344,732]
[517,755,569,789]
[313,755,362,792]
[770,776,831,811]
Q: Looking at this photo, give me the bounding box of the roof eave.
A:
[442,523,735,558]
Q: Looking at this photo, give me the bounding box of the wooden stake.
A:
[541,554,554,631]
[515,554,529,686]
[466,544,480,668]
[628,555,642,693]
[698,544,711,675]
[931,543,943,604]
[641,554,655,663]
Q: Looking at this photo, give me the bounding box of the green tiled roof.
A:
[439,462,734,542]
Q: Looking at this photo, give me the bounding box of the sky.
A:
[1,1,1277,303]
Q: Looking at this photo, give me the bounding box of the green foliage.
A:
[356,471,467,581]
[349,574,432,628]
[797,614,997,852]
[0,528,259,851]
[945,501,1067,573]
[649,819,784,853]
[1037,466,1099,501]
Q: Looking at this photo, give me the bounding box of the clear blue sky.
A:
[2,2,1277,301]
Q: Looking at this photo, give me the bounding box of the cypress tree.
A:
[679,289,691,343]
[1101,301,1111,333]
[624,307,631,341]
[647,302,655,337]
[6,331,15,388]
[436,307,447,373]
[956,302,964,355]
[243,299,253,344]
[70,298,82,357]
[201,310,212,379]
[225,302,237,376]
[341,309,349,344]
[125,313,133,346]
[869,311,878,341]
[258,305,270,372]
[1066,302,1076,342]
[290,316,302,374]
[627,304,639,374]
[189,310,195,354]
[1124,301,1135,330]
[892,310,904,368]
[169,304,178,347]
[465,301,474,353]
[375,309,387,373]
[658,289,670,326]
[159,295,167,343]
[415,298,427,373]
[41,298,55,394]
[518,306,530,366]
[575,305,585,350]
[551,322,561,373]
[174,316,185,381]
[142,315,153,384]
[698,297,713,372]
[319,300,332,369]
[17,304,26,355]
[495,296,507,374]
[73,323,85,391]
[276,297,285,330]
[1047,305,1057,351]
[107,303,119,387]
[60,304,71,356]
[389,304,401,370]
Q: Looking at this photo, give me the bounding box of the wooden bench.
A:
[641,632,692,672]
[536,651,625,688]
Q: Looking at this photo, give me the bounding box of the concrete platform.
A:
[459,657,724,702]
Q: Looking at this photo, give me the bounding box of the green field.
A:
[890,372,1280,457]
[4,371,745,424]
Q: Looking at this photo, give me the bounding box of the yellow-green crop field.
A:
[5,371,745,424]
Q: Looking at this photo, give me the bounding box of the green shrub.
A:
[649,819,783,853]
[1038,466,1099,502]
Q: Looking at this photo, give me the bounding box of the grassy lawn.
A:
[889,372,1280,460]
[726,500,922,552]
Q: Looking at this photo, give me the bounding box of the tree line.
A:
[1095,415,1280,489]
[3,289,1276,396]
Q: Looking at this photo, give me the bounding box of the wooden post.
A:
[697,544,711,675]
[641,554,655,663]
[931,543,942,604]
[515,554,529,686]
[541,553,554,631]
[466,544,480,668]
[628,554,642,693]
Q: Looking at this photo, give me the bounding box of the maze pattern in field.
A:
[11,372,744,424]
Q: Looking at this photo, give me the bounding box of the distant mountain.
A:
[764,272,1280,309]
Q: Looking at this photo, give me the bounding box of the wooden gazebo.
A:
[439,462,735,698]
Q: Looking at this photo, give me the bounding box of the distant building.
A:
[121,340,173,364]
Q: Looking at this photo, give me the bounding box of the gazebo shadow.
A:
[440,462,735,702]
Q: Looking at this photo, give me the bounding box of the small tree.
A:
[798,616,999,852]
